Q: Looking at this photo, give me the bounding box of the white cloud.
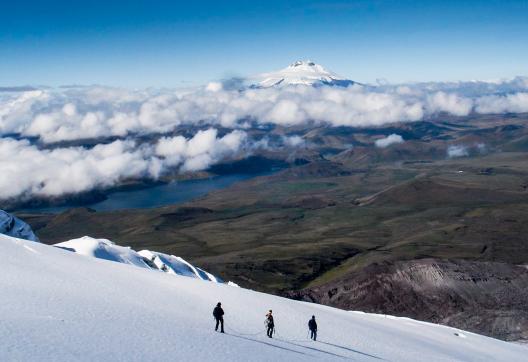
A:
[476,143,487,154]
[205,82,223,92]
[282,135,305,147]
[0,129,248,200]
[447,145,469,158]
[155,129,247,172]
[426,92,473,116]
[474,93,528,114]
[0,138,159,200]
[375,134,404,148]
[266,99,306,125]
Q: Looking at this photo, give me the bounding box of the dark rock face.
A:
[0,209,40,242]
[287,259,528,341]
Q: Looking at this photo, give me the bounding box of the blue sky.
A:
[1,0,527,87]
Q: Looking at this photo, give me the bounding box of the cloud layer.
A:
[0,129,246,200]
[1,77,528,201]
[1,77,527,144]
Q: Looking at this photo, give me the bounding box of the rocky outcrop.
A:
[287,259,528,341]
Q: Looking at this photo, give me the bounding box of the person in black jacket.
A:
[308,315,317,341]
[213,302,224,333]
[265,310,274,338]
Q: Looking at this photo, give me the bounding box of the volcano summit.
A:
[255,60,357,88]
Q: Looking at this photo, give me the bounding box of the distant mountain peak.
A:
[290,60,316,67]
[255,60,356,88]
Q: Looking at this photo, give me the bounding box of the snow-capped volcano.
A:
[256,60,356,88]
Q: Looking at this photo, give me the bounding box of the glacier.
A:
[1,232,526,361]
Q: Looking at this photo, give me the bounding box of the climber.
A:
[213,302,225,333]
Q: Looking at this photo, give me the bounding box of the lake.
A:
[23,173,265,213]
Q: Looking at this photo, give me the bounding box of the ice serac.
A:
[1,233,527,361]
[138,249,222,282]
[0,209,40,242]
[53,236,223,282]
[256,60,356,88]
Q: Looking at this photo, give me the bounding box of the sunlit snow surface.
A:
[1,234,526,361]
[257,60,355,88]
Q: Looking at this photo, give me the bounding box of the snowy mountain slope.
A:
[54,236,222,282]
[1,233,526,361]
[0,209,39,242]
[255,60,356,88]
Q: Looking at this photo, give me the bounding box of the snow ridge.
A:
[54,236,223,283]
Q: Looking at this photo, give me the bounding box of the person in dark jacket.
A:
[265,310,274,338]
[213,302,224,333]
[308,315,317,341]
